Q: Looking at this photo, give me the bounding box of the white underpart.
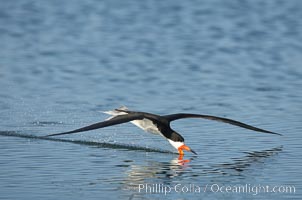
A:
[103,106,162,135]
[103,106,182,150]
[167,139,184,150]
[131,119,162,135]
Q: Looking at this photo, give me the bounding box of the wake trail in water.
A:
[0,131,174,154]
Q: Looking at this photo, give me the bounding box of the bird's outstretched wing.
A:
[164,113,282,136]
[46,113,144,137]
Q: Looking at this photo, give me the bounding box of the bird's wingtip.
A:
[275,132,283,136]
[266,131,282,136]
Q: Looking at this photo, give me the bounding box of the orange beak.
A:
[178,144,197,155]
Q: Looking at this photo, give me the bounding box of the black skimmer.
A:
[46,106,281,155]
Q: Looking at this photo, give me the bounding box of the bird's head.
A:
[167,139,197,155]
[178,144,197,155]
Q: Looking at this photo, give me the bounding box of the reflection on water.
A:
[5,124,279,199]
[0,128,294,199]
[119,146,282,199]
[1,130,281,185]
[213,146,282,174]
[0,130,282,181]
[125,156,193,181]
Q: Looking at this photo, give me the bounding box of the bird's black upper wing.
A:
[164,113,281,136]
[46,113,144,137]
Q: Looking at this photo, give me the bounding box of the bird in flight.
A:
[46,106,281,155]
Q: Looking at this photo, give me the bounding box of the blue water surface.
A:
[0,0,301,199]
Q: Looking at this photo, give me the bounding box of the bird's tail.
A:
[102,106,129,120]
